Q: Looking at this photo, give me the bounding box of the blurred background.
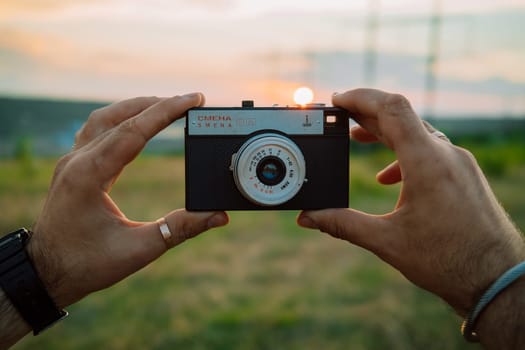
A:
[1,0,524,349]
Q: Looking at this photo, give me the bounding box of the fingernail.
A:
[181,92,200,100]
[298,215,319,229]
[332,92,340,96]
[208,212,228,229]
[183,92,205,107]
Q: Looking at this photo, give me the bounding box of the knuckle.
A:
[53,153,74,177]
[386,93,411,107]
[74,123,91,144]
[116,118,147,142]
[176,220,199,243]
[74,129,83,142]
[77,109,105,142]
[453,146,479,171]
[75,129,84,145]
[83,107,113,135]
[455,146,476,163]
[381,93,412,115]
[322,219,348,242]
[87,108,104,124]
[50,153,87,191]
[426,145,480,186]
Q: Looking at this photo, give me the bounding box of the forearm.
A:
[476,276,525,349]
[0,290,31,350]
[467,221,525,349]
[0,234,64,350]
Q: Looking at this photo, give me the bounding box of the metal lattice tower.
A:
[423,0,443,120]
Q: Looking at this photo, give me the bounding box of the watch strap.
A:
[0,229,67,335]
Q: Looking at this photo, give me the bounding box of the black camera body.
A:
[185,101,350,210]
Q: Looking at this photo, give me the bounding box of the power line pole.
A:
[364,0,380,87]
[424,0,443,120]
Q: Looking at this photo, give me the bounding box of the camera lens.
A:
[231,133,306,206]
[256,156,286,186]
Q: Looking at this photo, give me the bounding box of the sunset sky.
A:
[1,0,524,116]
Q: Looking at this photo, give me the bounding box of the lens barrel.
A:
[231,133,306,206]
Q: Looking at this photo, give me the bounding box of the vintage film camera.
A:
[185,101,350,210]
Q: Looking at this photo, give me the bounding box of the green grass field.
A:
[3,147,524,350]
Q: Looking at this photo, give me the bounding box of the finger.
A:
[89,92,205,186]
[74,96,162,149]
[130,92,205,138]
[350,125,379,143]
[126,210,229,266]
[162,210,228,248]
[333,89,432,161]
[297,209,392,255]
[376,160,402,185]
[422,120,452,144]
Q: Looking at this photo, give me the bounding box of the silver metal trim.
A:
[188,109,324,135]
[231,133,306,206]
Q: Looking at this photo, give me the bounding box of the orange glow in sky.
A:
[0,0,524,116]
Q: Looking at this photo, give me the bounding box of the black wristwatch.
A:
[0,228,67,335]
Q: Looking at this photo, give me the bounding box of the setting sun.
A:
[293,87,314,105]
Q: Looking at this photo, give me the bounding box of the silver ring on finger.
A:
[156,217,173,247]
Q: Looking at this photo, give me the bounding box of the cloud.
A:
[1,0,75,13]
[177,0,235,11]
[0,0,102,19]
[0,0,237,22]
[440,51,525,84]
[0,3,523,116]
[257,49,525,114]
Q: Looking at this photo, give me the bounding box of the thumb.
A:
[128,210,229,266]
[161,209,229,248]
[297,208,389,253]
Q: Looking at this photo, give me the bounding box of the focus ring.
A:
[232,133,306,206]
